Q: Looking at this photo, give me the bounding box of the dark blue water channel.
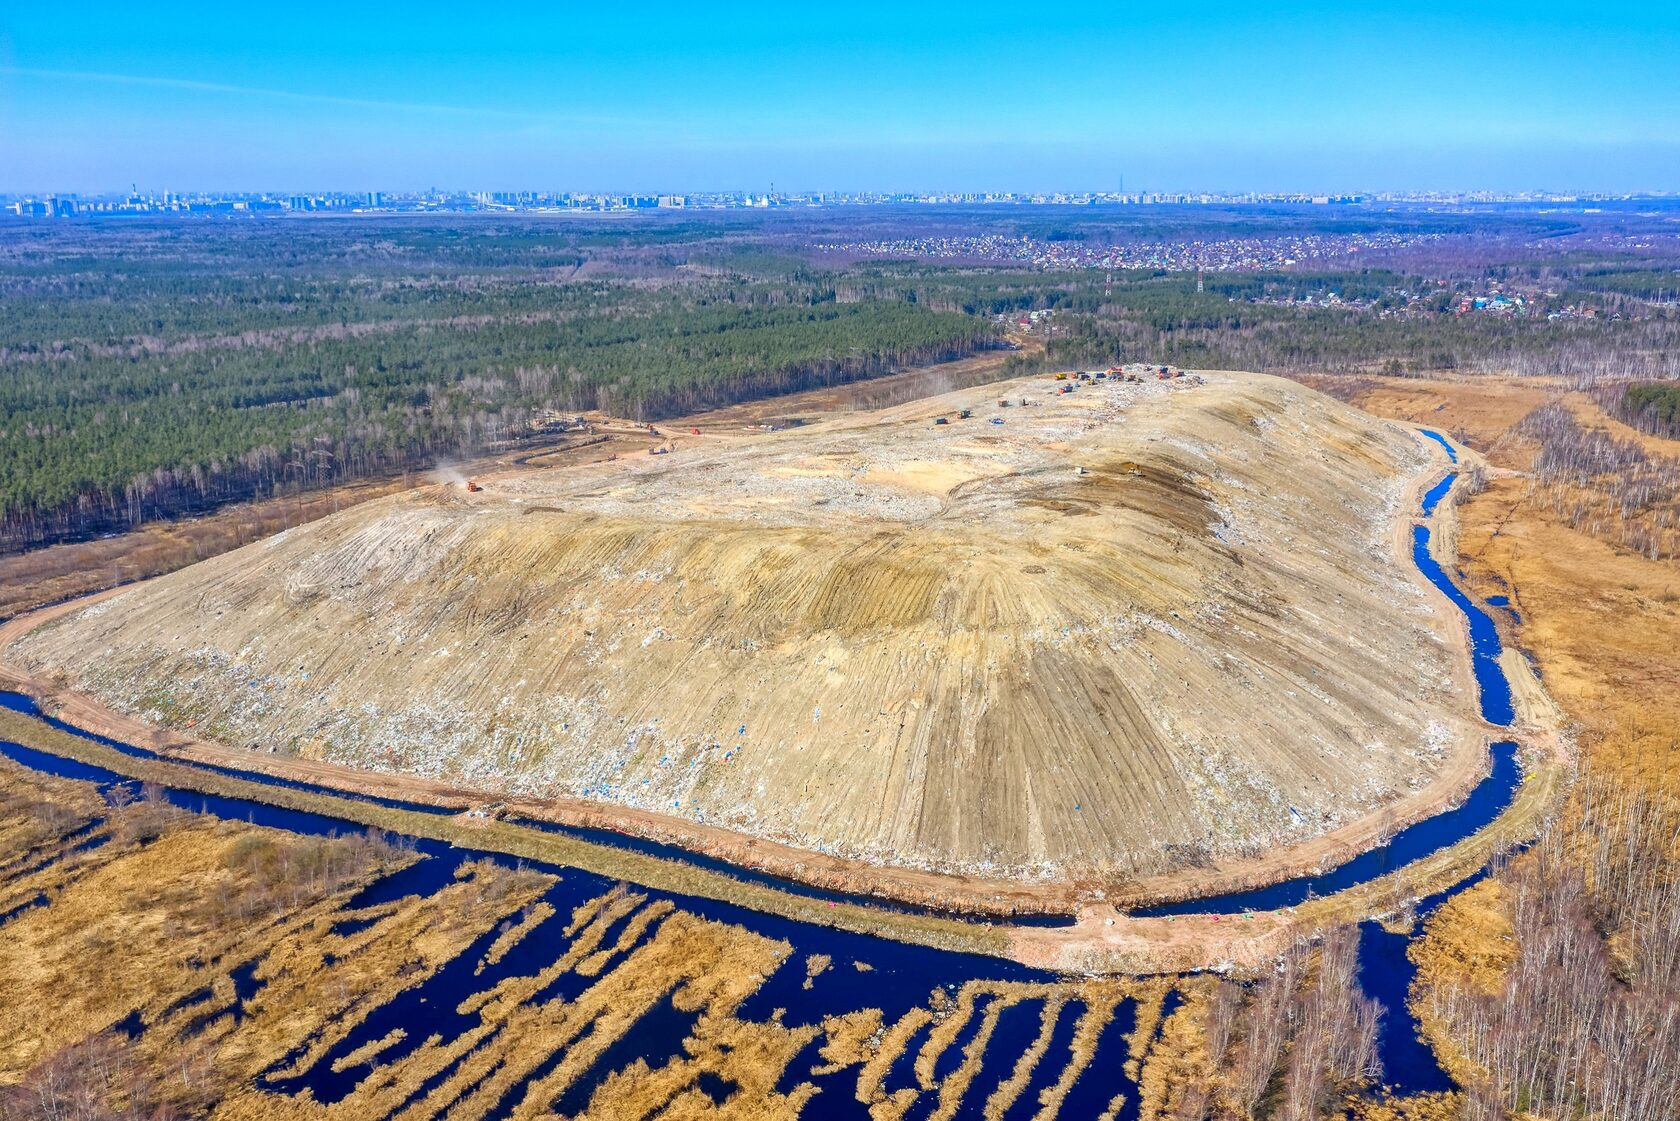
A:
[0,691,457,816]
[1419,428,1459,463]
[0,688,1072,928]
[504,814,1075,928]
[1139,430,1518,916]
[1421,474,1455,517]
[0,728,1056,1116]
[1135,740,1518,917]
[0,708,1481,1106]
[1414,431,1513,727]
[1411,524,1515,727]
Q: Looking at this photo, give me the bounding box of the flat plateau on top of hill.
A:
[6,370,1487,907]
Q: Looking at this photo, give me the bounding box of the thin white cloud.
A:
[0,65,640,129]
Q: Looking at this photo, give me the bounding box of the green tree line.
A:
[0,275,993,551]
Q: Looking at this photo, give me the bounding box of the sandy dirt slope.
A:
[10,370,1482,884]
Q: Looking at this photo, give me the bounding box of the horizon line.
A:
[7,187,1677,201]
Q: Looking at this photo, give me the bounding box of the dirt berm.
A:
[11,371,1481,886]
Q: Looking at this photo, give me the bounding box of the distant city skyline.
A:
[8,186,1678,217]
[3,2,1678,194]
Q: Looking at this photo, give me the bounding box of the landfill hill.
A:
[13,370,1479,883]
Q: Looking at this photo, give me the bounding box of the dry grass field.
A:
[1340,374,1680,791]
[1332,373,1680,1121]
[0,757,1259,1121]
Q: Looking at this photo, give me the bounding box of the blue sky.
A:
[2,1,1677,193]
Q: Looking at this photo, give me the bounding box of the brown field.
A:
[0,757,1215,1121]
[1338,373,1680,789]
[1334,372,1680,1120]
